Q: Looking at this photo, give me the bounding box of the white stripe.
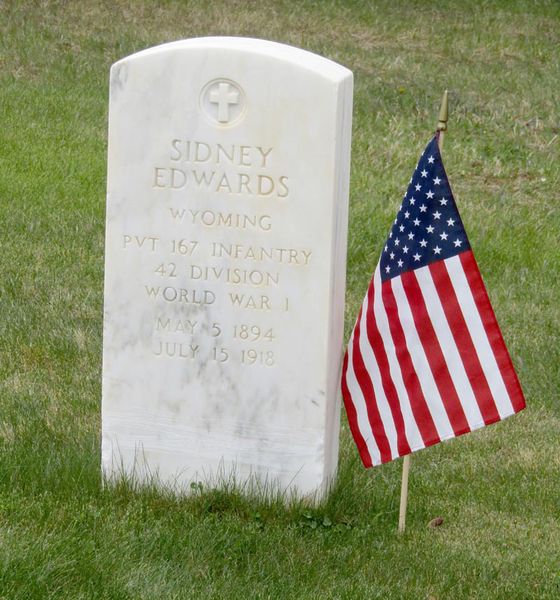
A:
[391,276,455,440]
[358,284,399,460]
[372,268,424,451]
[445,255,515,418]
[415,266,484,428]
[345,326,382,465]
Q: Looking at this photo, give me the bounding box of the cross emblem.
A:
[209,82,239,123]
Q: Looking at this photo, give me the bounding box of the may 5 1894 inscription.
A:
[102,37,353,501]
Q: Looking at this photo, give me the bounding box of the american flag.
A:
[341,135,526,467]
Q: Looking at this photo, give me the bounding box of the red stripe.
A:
[365,280,411,457]
[429,260,501,424]
[351,307,393,464]
[400,270,470,436]
[381,281,441,448]
[341,350,373,468]
[459,251,526,413]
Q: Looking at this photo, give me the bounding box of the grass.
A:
[1,0,559,598]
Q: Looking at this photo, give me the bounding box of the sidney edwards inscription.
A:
[153,140,289,196]
[102,37,353,500]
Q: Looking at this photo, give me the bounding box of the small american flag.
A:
[342,135,525,467]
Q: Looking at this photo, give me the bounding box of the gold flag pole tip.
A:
[437,90,449,132]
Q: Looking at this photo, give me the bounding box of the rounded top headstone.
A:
[103,36,353,502]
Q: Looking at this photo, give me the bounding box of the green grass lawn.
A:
[1,0,559,598]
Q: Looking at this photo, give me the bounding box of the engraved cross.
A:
[209,82,239,123]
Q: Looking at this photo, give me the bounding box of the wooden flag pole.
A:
[398,454,411,533]
[398,90,449,534]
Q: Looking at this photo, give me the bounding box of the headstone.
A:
[102,37,353,501]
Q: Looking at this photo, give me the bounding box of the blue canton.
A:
[380,135,470,282]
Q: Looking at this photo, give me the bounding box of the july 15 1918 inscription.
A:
[102,37,353,501]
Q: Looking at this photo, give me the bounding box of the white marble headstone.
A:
[102,37,353,501]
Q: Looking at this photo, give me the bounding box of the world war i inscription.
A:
[102,37,353,500]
